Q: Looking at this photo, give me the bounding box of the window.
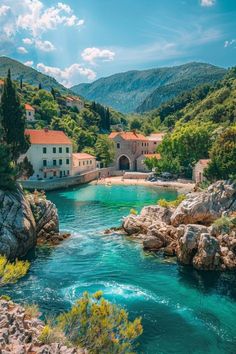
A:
[53,160,57,166]
[43,160,47,166]
[59,159,62,165]
[79,162,81,166]
[59,147,62,153]
[66,159,70,165]
[53,171,56,177]
[29,111,31,116]
[53,147,56,153]
[67,170,70,175]
[44,172,47,178]
[83,161,85,166]
[90,160,92,164]
[43,147,47,154]
[117,143,120,149]
[66,147,69,153]
[64,171,66,176]
[87,161,89,165]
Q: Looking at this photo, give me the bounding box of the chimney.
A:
[44,127,49,133]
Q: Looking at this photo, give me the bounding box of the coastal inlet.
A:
[4,184,236,354]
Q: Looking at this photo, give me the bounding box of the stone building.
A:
[25,103,35,122]
[136,153,161,172]
[109,131,164,171]
[66,96,84,111]
[24,128,73,180]
[193,159,210,183]
[72,153,97,175]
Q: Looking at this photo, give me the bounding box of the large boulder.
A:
[176,224,208,265]
[0,188,59,259]
[171,181,236,227]
[192,233,221,270]
[0,188,36,259]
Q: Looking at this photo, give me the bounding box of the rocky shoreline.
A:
[0,187,70,259]
[109,181,236,271]
[0,299,86,354]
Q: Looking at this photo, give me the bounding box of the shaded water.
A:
[4,185,236,353]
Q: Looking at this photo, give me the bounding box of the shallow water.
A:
[4,185,236,354]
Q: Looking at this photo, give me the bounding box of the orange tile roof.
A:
[0,79,4,85]
[144,153,161,159]
[198,159,210,166]
[72,153,96,160]
[147,133,166,141]
[25,129,72,145]
[66,96,83,103]
[25,103,34,111]
[109,131,147,141]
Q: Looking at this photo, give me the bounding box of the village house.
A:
[109,131,164,172]
[193,159,210,183]
[66,96,84,111]
[24,128,73,180]
[72,153,97,175]
[25,104,35,122]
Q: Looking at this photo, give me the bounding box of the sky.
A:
[0,0,236,87]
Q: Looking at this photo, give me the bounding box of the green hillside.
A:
[72,62,226,113]
[0,56,70,94]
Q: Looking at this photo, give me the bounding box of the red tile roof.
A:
[25,129,72,145]
[109,131,147,141]
[144,153,161,159]
[66,96,83,103]
[25,103,34,111]
[72,153,96,160]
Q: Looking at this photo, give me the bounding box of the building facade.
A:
[193,159,210,183]
[109,131,164,172]
[136,153,161,172]
[25,104,35,122]
[66,96,84,111]
[25,129,73,180]
[72,153,97,175]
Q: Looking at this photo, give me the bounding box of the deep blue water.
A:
[3,184,236,354]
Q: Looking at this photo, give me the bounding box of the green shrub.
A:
[213,216,234,233]
[130,208,138,215]
[158,194,186,208]
[0,256,30,286]
[57,291,143,354]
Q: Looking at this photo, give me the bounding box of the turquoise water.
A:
[3,184,236,354]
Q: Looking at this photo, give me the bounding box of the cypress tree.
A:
[38,82,42,90]
[1,69,29,162]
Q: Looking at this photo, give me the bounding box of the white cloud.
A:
[36,62,97,87]
[200,0,215,7]
[224,39,236,48]
[22,37,33,44]
[81,47,115,65]
[24,60,34,67]
[17,0,84,37]
[35,39,55,52]
[0,5,10,16]
[17,46,28,54]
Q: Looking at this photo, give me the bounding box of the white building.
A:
[66,96,84,111]
[25,128,73,180]
[72,153,97,175]
[25,104,35,122]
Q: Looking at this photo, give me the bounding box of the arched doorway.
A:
[119,155,130,170]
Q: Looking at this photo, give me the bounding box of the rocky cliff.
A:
[121,181,236,271]
[0,299,86,354]
[0,187,60,259]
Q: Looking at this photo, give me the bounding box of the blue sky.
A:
[0,0,235,87]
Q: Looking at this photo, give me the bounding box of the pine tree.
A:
[51,87,56,100]
[1,69,29,161]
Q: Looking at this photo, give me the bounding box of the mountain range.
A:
[71,62,226,113]
[0,57,70,95]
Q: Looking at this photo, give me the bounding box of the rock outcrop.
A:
[0,299,86,354]
[171,180,236,227]
[0,187,61,259]
[121,181,236,271]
